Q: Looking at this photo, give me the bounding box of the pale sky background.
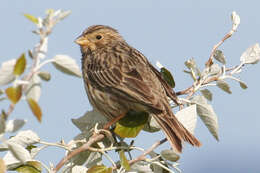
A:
[1,0,260,172]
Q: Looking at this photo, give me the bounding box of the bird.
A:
[75,25,201,152]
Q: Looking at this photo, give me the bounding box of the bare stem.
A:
[53,133,105,172]
[127,138,167,166]
[205,30,234,67]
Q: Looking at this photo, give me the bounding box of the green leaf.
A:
[28,50,34,59]
[213,50,226,64]
[15,161,42,173]
[87,165,112,173]
[161,149,180,162]
[119,150,130,171]
[38,72,51,81]
[26,161,41,172]
[15,162,41,173]
[13,53,26,76]
[114,111,149,138]
[118,111,149,127]
[160,67,175,88]
[27,98,42,122]
[239,81,248,89]
[1,110,7,120]
[23,14,38,24]
[200,89,213,101]
[143,116,161,133]
[217,80,232,94]
[114,123,144,138]
[26,145,37,152]
[5,86,22,104]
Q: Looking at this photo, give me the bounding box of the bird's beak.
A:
[74,36,89,46]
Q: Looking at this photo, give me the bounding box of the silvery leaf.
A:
[217,80,232,94]
[130,161,154,173]
[5,119,27,133]
[231,11,240,30]
[0,115,5,134]
[52,55,82,77]
[0,59,16,86]
[85,152,102,168]
[3,151,22,170]
[161,149,180,162]
[191,96,219,141]
[71,110,107,132]
[8,130,40,147]
[213,50,226,64]
[25,74,41,102]
[240,43,260,64]
[176,104,197,134]
[7,142,31,164]
[71,166,88,173]
[208,64,221,76]
[200,89,213,101]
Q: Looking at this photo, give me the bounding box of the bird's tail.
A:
[153,110,201,153]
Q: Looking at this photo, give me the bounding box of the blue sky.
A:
[1,0,260,172]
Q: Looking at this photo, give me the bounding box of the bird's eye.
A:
[96,35,102,40]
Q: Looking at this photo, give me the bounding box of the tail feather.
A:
[153,112,201,153]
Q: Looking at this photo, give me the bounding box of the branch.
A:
[176,12,240,98]
[128,138,167,165]
[53,133,105,172]
[205,11,240,67]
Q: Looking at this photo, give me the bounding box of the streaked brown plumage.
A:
[75,25,201,152]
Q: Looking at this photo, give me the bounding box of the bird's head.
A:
[75,25,124,52]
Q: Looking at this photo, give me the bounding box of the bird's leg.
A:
[103,113,126,129]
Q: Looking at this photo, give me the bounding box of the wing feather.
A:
[86,45,165,112]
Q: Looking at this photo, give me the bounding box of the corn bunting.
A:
[75,25,201,152]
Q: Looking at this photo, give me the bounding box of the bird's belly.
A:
[86,84,147,120]
[86,85,126,120]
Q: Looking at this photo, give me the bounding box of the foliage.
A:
[0,10,259,173]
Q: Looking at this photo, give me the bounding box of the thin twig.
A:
[39,141,71,151]
[53,133,105,172]
[35,59,55,72]
[205,12,240,68]
[127,138,167,166]
[101,151,117,168]
[205,30,234,67]
[6,103,15,118]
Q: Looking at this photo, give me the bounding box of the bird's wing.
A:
[148,63,178,104]
[86,48,166,112]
